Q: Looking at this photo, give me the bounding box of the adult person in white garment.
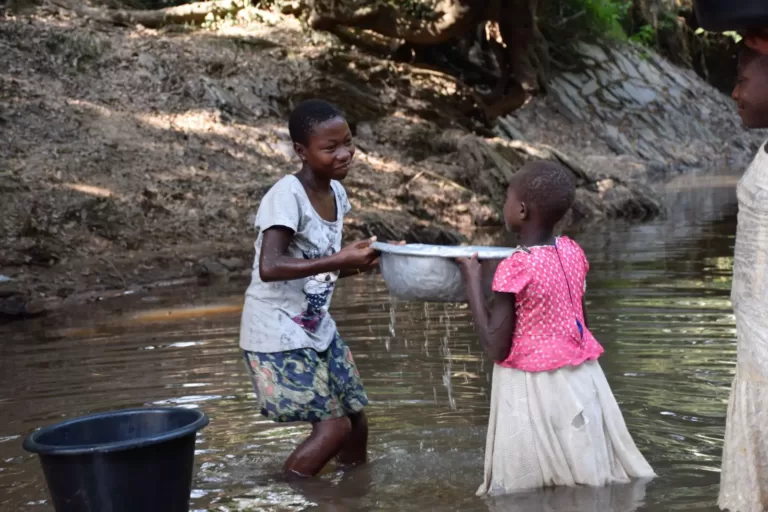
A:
[718,29,768,512]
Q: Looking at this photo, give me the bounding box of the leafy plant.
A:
[584,0,630,38]
[723,31,743,44]
[694,28,743,44]
[546,0,631,40]
[629,24,655,47]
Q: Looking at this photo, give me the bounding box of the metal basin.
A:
[372,242,517,303]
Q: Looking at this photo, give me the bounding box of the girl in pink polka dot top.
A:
[458,161,654,496]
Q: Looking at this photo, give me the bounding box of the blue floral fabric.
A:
[243,333,368,423]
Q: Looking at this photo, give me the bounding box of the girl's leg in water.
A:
[284,416,352,477]
[336,411,368,467]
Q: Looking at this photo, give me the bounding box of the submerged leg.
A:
[336,411,369,467]
[284,416,352,477]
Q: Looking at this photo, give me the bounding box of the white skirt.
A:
[477,361,655,496]
[718,371,768,512]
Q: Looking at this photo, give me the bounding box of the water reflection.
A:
[485,478,651,512]
[0,176,739,511]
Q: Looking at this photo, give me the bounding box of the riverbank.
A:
[0,6,763,319]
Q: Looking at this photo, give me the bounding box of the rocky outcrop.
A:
[482,40,765,227]
[499,41,763,177]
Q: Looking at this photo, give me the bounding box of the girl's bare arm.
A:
[463,276,516,362]
[259,227,377,282]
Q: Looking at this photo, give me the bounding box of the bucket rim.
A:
[22,407,209,456]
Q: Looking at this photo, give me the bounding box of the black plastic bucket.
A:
[694,0,768,32]
[23,407,209,512]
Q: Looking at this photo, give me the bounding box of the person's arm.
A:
[458,255,516,361]
[581,245,591,329]
[582,297,590,329]
[259,227,378,282]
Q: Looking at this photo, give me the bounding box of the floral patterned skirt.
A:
[243,333,368,423]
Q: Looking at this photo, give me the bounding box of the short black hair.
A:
[511,160,576,225]
[288,99,344,146]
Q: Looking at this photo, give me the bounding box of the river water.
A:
[0,174,741,511]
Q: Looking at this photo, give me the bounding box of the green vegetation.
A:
[543,0,631,40]
[724,31,742,43]
[576,0,630,39]
[629,24,656,46]
[546,0,723,51]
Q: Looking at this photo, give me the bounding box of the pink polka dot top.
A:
[491,236,604,372]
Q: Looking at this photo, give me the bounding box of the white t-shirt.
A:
[239,175,351,353]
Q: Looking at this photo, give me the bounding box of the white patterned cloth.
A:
[720,142,768,512]
[477,361,655,496]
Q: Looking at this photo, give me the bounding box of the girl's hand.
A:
[456,253,482,282]
[343,240,404,277]
[356,240,403,274]
[357,256,380,274]
[336,237,379,270]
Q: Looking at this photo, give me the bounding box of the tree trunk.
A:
[308,0,488,45]
[307,0,543,117]
[495,0,541,92]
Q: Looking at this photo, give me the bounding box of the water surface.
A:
[0,175,740,511]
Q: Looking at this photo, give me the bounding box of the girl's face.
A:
[503,185,526,232]
[733,50,768,129]
[296,116,355,181]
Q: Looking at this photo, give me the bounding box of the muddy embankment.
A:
[0,6,763,318]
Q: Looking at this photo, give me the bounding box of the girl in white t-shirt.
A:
[240,99,379,478]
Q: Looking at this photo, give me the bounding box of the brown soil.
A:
[1,6,667,318]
